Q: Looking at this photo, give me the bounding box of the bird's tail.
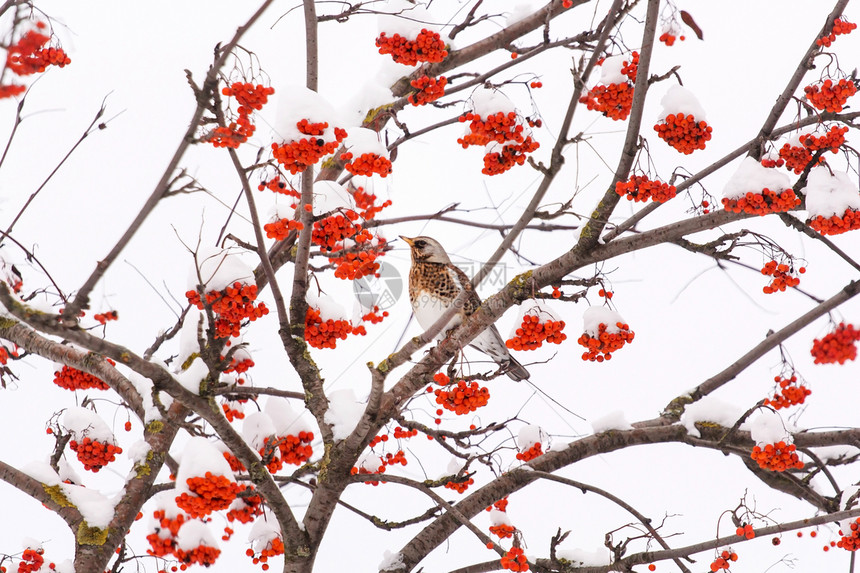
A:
[504,355,530,381]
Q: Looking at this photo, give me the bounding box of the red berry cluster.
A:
[563,0,573,7]
[17,548,53,573]
[223,451,245,472]
[175,543,221,567]
[490,524,517,539]
[263,431,314,471]
[435,379,490,415]
[394,426,418,439]
[246,537,285,570]
[175,472,242,518]
[340,151,392,177]
[654,113,713,154]
[804,79,857,112]
[516,442,543,462]
[382,449,407,468]
[331,244,383,280]
[271,120,348,174]
[354,188,392,220]
[486,497,509,513]
[817,18,858,47]
[659,31,686,46]
[200,284,266,333]
[579,52,639,121]
[578,322,635,362]
[444,476,475,493]
[721,188,800,215]
[305,307,364,349]
[226,490,264,525]
[350,459,386,486]
[482,138,540,175]
[209,82,274,148]
[258,177,300,198]
[263,218,304,241]
[760,157,785,169]
[736,524,756,540]
[764,374,811,409]
[5,23,70,77]
[94,310,118,324]
[69,436,122,472]
[409,75,447,106]
[187,282,269,339]
[500,547,528,571]
[580,82,634,120]
[760,260,804,294]
[375,29,448,66]
[505,314,567,351]
[810,323,859,364]
[53,362,113,391]
[837,518,860,551]
[808,208,860,235]
[709,549,738,571]
[223,355,254,374]
[221,400,246,422]
[457,111,528,147]
[779,125,848,173]
[750,441,804,471]
[362,306,389,324]
[146,509,187,557]
[615,175,677,203]
[312,210,360,251]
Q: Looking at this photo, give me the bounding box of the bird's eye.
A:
[414,240,426,248]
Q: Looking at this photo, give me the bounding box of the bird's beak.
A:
[399,235,415,247]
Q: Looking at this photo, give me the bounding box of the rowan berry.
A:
[340,151,392,177]
[444,476,474,493]
[760,260,802,294]
[247,537,285,570]
[764,374,811,409]
[0,83,26,99]
[435,379,490,414]
[94,310,118,324]
[750,441,804,472]
[500,547,529,571]
[409,75,447,106]
[808,209,860,235]
[816,18,858,46]
[264,218,304,241]
[578,321,634,362]
[393,426,418,439]
[175,471,242,517]
[804,79,857,113]
[0,344,19,366]
[615,175,677,203]
[837,518,860,551]
[516,442,543,462]
[53,362,113,391]
[226,490,264,525]
[174,543,221,567]
[721,188,800,216]
[736,524,756,540]
[258,177,300,198]
[186,282,269,339]
[271,120,347,174]
[654,113,712,154]
[6,26,70,76]
[810,323,859,364]
[490,524,517,538]
[305,307,364,349]
[375,29,447,65]
[506,313,567,351]
[709,549,738,571]
[69,436,123,472]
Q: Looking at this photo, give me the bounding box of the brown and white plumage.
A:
[400,235,529,381]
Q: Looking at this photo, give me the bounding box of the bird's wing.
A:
[445,263,481,315]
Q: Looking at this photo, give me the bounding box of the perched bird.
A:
[400,235,529,381]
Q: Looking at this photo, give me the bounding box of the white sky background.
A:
[1,0,860,571]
